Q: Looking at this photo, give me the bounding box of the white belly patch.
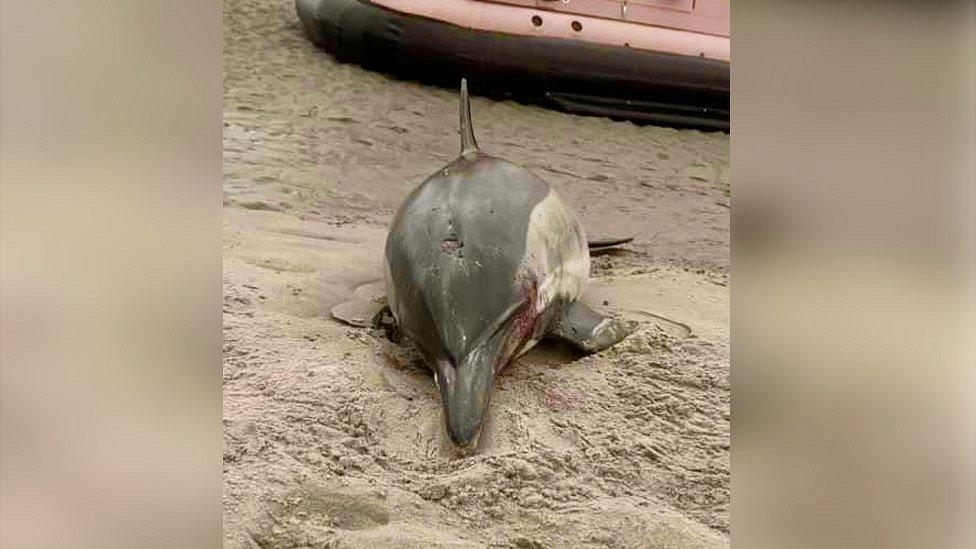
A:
[524,191,589,313]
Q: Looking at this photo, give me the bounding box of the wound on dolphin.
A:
[383,79,634,453]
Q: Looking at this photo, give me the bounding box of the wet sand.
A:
[223,0,730,546]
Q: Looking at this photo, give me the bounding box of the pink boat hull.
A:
[297,0,730,129]
[372,0,729,62]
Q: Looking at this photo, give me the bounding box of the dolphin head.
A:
[416,297,534,452]
[432,341,498,451]
[404,292,529,455]
[384,161,547,453]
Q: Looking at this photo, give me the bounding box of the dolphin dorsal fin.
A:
[459,78,479,156]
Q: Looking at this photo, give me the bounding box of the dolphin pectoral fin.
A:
[331,299,387,329]
[550,301,636,353]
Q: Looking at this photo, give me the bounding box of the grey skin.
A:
[384,80,633,452]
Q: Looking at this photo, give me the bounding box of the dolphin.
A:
[383,79,633,452]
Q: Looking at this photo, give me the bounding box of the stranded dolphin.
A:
[383,80,633,451]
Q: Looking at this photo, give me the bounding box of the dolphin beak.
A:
[435,344,497,452]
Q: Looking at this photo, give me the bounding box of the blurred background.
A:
[1,0,973,548]
[1,1,222,547]
[734,1,974,547]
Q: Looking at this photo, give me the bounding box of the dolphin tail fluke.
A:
[459,78,479,156]
[587,236,635,250]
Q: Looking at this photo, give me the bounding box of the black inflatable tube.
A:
[297,0,729,130]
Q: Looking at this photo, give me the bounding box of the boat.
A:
[296,0,729,130]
